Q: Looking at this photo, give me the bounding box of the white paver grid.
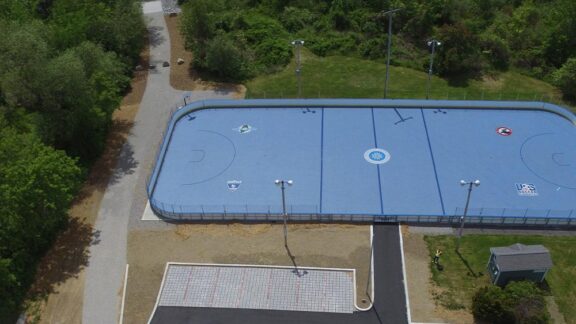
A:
[158,264,355,313]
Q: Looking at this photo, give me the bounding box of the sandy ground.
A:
[402,226,473,324]
[25,41,150,324]
[164,14,246,98]
[123,223,371,323]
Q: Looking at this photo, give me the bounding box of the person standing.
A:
[433,249,442,264]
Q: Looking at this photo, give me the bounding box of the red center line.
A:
[236,268,247,308]
[208,267,221,307]
[182,267,195,305]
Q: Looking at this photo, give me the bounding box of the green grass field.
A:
[246,50,569,108]
[424,235,576,323]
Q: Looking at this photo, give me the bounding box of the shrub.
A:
[280,7,315,33]
[205,35,246,81]
[480,34,511,71]
[472,281,550,324]
[472,286,514,324]
[552,57,576,99]
[435,22,482,77]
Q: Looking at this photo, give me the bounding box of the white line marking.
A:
[119,264,129,324]
[399,225,412,324]
[355,225,375,311]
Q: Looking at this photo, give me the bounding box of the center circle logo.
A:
[364,148,391,164]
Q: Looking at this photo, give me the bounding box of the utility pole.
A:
[291,40,305,98]
[380,8,402,99]
[426,39,442,100]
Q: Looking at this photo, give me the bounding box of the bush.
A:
[472,286,514,324]
[480,34,511,71]
[205,34,246,81]
[435,22,482,77]
[280,7,315,33]
[472,281,549,324]
[552,57,576,99]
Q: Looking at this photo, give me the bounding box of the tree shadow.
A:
[26,218,99,300]
[148,26,166,47]
[72,119,136,204]
[455,249,482,278]
[445,70,483,88]
[109,142,138,185]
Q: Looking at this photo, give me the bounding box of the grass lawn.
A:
[245,50,571,110]
[424,235,576,323]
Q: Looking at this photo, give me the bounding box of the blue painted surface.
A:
[149,100,576,219]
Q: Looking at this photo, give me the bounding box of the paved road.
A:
[150,224,409,324]
[82,8,237,323]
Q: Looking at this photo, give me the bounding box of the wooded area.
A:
[181,0,576,99]
[0,0,145,320]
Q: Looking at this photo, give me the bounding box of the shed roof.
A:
[490,244,553,272]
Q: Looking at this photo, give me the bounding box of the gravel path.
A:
[82,8,238,323]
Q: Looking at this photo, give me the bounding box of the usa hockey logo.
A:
[516,183,538,196]
[227,180,242,191]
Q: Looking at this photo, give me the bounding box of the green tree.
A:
[435,22,482,77]
[552,58,576,99]
[472,285,513,324]
[0,121,81,321]
[205,34,246,80]
[472,281,549,324]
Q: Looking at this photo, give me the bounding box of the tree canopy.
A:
[180,0,576,97]
[0,0,144,320]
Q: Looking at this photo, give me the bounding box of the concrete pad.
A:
[154,263,355,314]
[142,201,161,221]
[143,1,163,14]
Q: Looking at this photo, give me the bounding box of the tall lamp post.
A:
[456,179,480,252]
[275,179,305,276]
[380,8,402,99]
[275,179,293,248]
[426,39,442,100]
[291,40,305,98]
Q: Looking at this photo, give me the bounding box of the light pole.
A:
[456,179,480,252]
[275,179,305,276]
[426,39,441,100]
[291,40,304,98]
[275,179,293,248]
[380,8,402,99]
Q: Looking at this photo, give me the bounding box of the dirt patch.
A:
[402,226,474,324]
[480,74,503,90]
[124,223,371,323]
[164,14,246,98]
[26,40,150,324]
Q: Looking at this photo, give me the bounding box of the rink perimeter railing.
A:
[145,99,576,227]
[147,199,576,227]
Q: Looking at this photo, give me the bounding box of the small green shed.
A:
[487,243,553,286]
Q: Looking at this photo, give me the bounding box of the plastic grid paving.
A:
[157,264,355,313]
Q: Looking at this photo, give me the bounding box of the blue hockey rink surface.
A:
[149,100,576,219]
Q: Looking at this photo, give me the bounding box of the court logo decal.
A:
[233,124,255,134]
[515,183,538,196]
[496,126,512,136]
[364,148,391,164]
[227,180,242,191]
